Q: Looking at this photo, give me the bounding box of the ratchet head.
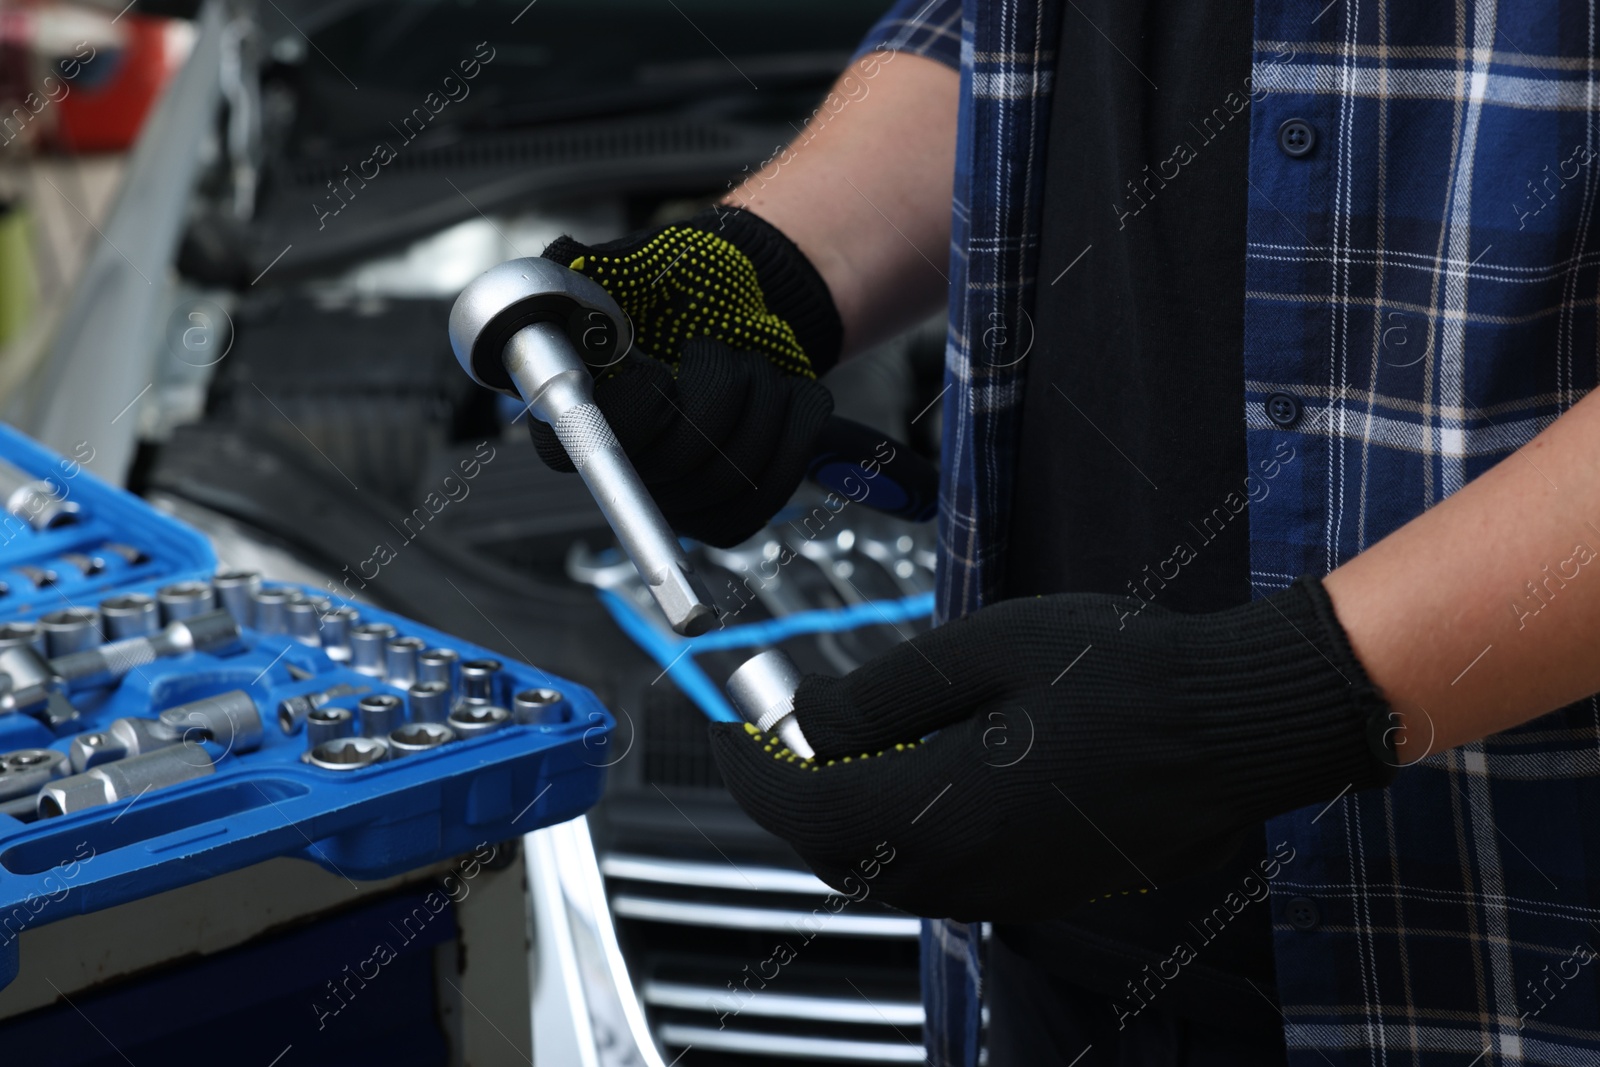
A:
[448,257,632,396]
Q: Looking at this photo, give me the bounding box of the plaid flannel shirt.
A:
[856,2,1600,1065]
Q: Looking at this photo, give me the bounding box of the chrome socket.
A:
[320,606,358,662]
[100,593,160,639]
[39,607,103,656]
[513,688,567,725]
[417,648,459,691]
[0,459,80,531]
[358,693,404,738]
[250,587,293,634]
[213,570,261,627]
[384,636,426,689]
[387,721,454,757]
[460,658,502,704]
[278,694,316,735]
[278,683,369,734]
[349,622,397,677]
[286,596,330,646]
[157,581,216,624]
[726,649,813,760]
[448,702,510,739]
[306,705,355,747]
[0,621,46,657]
[0,645,65,716]
[408,681,451,724]
[157,690,263,756]
[304,735,386,771]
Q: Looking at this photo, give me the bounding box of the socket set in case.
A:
[0,424,613,991]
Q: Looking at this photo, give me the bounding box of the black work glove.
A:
[533,206,842,547]
[710,577,1398,922]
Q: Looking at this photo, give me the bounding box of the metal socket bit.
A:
[387,721,454,757]
[69,690,262,772]
[0,459,80,530]
[320,606,358,662]
[306,706,355,746]
[0,645,65,716]
[212,570,261,627]
[384,636,426,688]
[3,748,65,771]
[349,622,397,676]
[358,693,404,738]
[100,593,160,638]
[157,690,263,755]
[726,649,813,760]
[448,702,510,738]
[408,681,451,724]
[513,688,567,725]
[51,610,243,691]
[16,565,56,589]
[101,543,147,565]
[39,607,103,656]
[286,596,330,646]
[157,581,215,623]
[0,621,46,656]
[278,683,369,735]
[459,658,502,703]
[0,748,69,801]
[250,587,293,634]
[39,743,214,818]
[278,695,315,735]
[59,552,104,577]
[417,648,459,690]
[69,717,175,772]
[304,735,386,771]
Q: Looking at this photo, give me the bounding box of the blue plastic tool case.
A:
[0,424,613,991]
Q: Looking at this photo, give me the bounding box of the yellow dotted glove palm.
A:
[539,206,841,379]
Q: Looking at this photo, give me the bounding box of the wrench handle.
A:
[808,417,939,522]
[505,322,719,636]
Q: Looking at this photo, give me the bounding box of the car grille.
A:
[599,851,925,1065]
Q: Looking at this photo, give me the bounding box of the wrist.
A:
[1178,578,1398,820]
[691,206,844,375]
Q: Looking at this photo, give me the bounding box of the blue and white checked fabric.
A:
[856,1,1600,1065]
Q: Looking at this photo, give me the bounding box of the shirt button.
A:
[1286,897,1321,931]
[1265,392,1302,428]
[1278,118,1317,158]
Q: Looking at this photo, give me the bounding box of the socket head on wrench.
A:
[449,258,631,396]
[726,649,814,760]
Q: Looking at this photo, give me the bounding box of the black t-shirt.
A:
[996,0,1280,1028]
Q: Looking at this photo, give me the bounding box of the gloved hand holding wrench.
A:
[448,207,940,746]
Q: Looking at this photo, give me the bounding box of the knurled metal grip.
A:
[554,404,618,473]
[447,257,631,396]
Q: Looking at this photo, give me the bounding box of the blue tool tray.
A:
[0,424,613,991]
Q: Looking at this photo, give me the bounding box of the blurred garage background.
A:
[0,2,949,1064]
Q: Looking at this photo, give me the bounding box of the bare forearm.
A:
[722,51,959,357]
[1325,389,1600,761]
